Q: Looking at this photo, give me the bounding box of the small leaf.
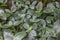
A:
[36,2,43,10]
[23,23,29,29]
[53,20,60,33]
[30,19,40,23]
[13,32,26,40]
[28,30,37,40]
[3,29,13,40]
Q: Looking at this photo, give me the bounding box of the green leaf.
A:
[3,29,13,40]
[53,20,60,33]
[0,31,3,40]
[13,32,26,40]
[28,30,37,40]
[30,19,40,23]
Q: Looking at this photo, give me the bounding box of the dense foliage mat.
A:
[0,0,60,40]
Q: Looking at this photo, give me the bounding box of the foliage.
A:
[0,0,60,40]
